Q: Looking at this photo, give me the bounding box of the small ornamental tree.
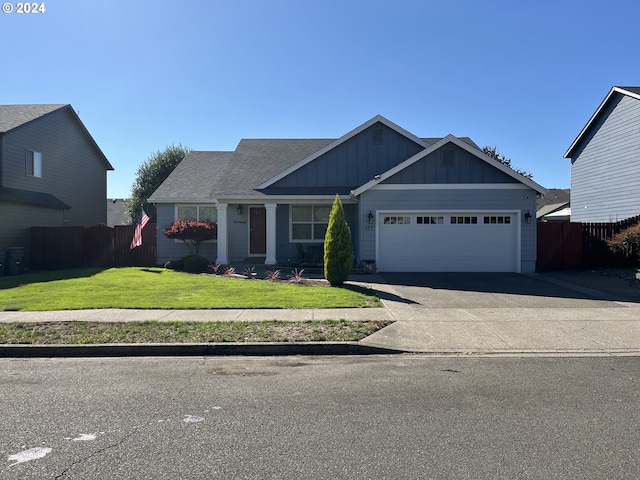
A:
[323,194,353,286]
[163,220,217,255]
[608,223,640,262]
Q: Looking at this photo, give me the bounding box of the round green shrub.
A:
[183,255,210,273]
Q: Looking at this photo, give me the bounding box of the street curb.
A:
[0,342,405,358]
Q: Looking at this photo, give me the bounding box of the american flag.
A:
[130,208,151,249]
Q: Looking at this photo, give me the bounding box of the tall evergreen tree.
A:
[126,144,191,223]
[323,194,353,286]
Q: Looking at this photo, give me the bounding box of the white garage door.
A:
[377,212,519,272]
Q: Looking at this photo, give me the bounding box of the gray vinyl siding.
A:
[268,123,424,190]
[156,204,219,265]
[1,107,108,227]
[359,188,538,273]
[384,143,519,184]
[0,203,64,254]
[156,202,358,266]
[570,94,640,222]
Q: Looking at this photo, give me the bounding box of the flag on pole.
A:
[130,209,150,249]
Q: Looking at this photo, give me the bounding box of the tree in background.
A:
[162,219,217,255]
[126,144,191,223]
[323,194,353,286]
[482,145,533,179]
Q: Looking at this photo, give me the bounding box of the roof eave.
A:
[564,86,640,159]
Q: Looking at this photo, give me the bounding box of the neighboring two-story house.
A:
[0,104,113,249]
[564,86,640,222]
[150,115,546,273]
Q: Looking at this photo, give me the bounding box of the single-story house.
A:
[149,115,546,272]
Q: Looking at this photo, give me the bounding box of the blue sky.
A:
[2,0,639,198]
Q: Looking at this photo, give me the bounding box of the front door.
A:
[249,207,267,255]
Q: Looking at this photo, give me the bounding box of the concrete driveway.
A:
[358,271,640,354]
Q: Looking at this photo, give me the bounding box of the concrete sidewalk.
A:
[1,270,640,356]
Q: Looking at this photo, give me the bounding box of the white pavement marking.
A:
[8,447,52,467]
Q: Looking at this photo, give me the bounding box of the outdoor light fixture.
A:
[237,205,243,215]
[368,211,374,224]
[524,211,532,224]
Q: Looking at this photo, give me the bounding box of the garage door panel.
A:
[377,212,518,272]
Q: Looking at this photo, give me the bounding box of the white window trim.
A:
[26,150,42,178]
[289,204,330,243]
[173,204,219,243]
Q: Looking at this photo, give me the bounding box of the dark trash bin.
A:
[0,248,5,277]
[6,247,25,275]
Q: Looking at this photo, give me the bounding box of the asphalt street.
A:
[1,355,639,479]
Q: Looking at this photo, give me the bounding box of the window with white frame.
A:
[176,205,218,238]
[26,150,42,177]
[177,205,217,222]
[290,205,330,241]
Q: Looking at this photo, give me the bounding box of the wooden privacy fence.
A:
[536,222,583,270]
[536,214,640,270]
[30,224,157,270]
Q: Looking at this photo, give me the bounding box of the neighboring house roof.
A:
[536,201,570,219]
[543,207,571,220]
[0,186,70,209]
[107,198,130,226]
[351,134,547,196]
[0,104,114,171]
[536,188,570,210]
[564,86,640,158]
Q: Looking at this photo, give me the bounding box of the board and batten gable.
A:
[265,122,425,191]
[381,141,520,185]
[569,92,640,222]
[2,106,111,226]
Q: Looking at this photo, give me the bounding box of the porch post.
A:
[216,203,229,265]
[265,203,277,265]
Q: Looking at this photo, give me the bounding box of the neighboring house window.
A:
[290,205,330,241]
[26,150,42,177]
[177,205,217,222]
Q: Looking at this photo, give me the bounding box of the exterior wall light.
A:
[368,211,374,224]
[237,205,243,215]
[524,211,532,224]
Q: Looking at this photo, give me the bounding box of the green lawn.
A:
[0,320,392,344]
[0,268,380,311]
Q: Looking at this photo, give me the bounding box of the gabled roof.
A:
[536,201,570,219]
[0,104,113,170]
[256,115,430,189]
[564,86,640,159]
[351,134,547,196]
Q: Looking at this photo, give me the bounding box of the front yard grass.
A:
[0,319,392,344]
[0,267,380,311]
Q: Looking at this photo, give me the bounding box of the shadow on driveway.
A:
[376,271,640,307]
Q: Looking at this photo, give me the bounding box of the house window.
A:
[26,150,42,177]
[177,205,217,222]
[290,205,330,241]
[451,216,478,224]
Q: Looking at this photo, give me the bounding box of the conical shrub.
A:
[323,194,353,286]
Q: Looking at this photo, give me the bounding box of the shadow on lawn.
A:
[0,267,106,289]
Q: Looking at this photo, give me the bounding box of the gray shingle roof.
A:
[0,186,70,209]
[0,104,68,133]
[150,136,484,201]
